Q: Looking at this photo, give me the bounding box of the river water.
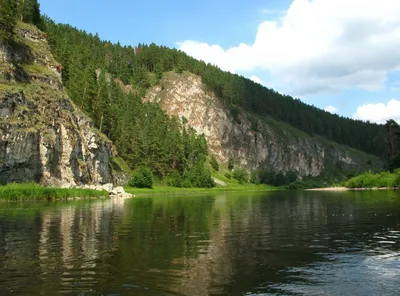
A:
[0,191,399,295]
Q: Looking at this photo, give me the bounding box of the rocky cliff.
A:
[0,23,125,186]
[144,72,381,176]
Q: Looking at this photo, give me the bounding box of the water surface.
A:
[0,190,399,295]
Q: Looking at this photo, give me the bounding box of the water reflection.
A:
[0,191,399,295]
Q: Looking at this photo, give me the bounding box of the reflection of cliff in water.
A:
[0,198,126,294]
[168,192,400,296]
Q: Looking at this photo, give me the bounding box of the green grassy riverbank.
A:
[0,183,109,201]
[0,182,277,201]
[125,183,278,196]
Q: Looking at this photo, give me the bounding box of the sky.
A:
[39,0,400,124]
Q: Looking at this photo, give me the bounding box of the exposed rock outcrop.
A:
[0,24,128,186]
[144,72,381,176]
[77,183,133,198]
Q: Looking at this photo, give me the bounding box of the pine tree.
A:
[17,0,41,26]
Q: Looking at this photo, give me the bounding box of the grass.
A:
[0,182,109,201]
[344,169,400,189]
[22,63,56,77]
[125,183,278,196]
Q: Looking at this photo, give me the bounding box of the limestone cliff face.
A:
[0,24,123,186]
[144,72,380,176]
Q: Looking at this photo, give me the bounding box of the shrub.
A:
[166,171,182,187]
[250,170,260,184]
[210,155,219,171]
[394,170,400,187]
[285,171,298,183]
[286,180,321,190]
[274,172,287,186]
[181,178,193,188]
[185,165,215,188]
[167,166,215,188]
[344,171,398,188]
[129,166,153,188]
[224,172,232,179]
[228,156,234,171]
[230,105,241,124]
[233,168,248,184]
[259,170,276,185]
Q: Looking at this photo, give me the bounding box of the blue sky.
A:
[39,0,400,123]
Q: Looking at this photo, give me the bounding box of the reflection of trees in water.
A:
[170,195,233,295]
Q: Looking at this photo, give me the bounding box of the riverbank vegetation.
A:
[125,183,277,196]
[343,170,400,189]
[0,182,108,201]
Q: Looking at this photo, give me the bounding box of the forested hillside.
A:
[1,0,215,188]
[39,17,386,158]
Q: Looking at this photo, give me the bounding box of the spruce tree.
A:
[0,0,17,42]
[18,0,41,26]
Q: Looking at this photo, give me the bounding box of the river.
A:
[0,190,399,295]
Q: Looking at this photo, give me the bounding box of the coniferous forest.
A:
[1,0,399,188]
[40,17,388,157]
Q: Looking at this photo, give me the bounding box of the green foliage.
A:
[129,166,153,188]
[110,157,132,174]
[180,178,192,188]
[0,0,17,42]
[394,169,400,187]
[184,164,215,188]
[210,155,219,171]
[167,165,215,188]
[224,172,232,179]
[259,169,276,185]
[285,171,298,183]
[228,156,234,171]
[166,171,182,187]
[388,153,400,171]
[17,0,41,26]
[0,182,108,200]
[257,169,300,187]
[233,168,248,184]
[230,105,241,124]
[250,170,260,184]
[344,171,399,188]
[286,180,322,190]
[247,114,259,132]
[384,119,400,170]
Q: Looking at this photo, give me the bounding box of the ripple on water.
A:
[0,192,399,296]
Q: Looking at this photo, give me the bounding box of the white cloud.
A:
[324,105,338,113]
[249,75,263,84]
[353,99,400,123]
[178,0,400,96]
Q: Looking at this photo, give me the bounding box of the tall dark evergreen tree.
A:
[17,0,41,26]
[0,0,17,42]
[385,119,400,170]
